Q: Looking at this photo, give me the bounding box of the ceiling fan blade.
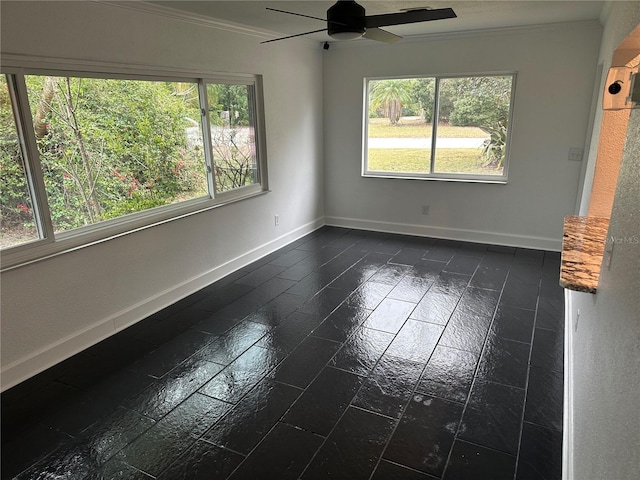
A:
[365,7,457,29]
[363,27,402,44]
[265,7,326,23]
[260,28,328,44]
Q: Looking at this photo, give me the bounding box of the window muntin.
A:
[0,66,267,269]
[364,74,515,182]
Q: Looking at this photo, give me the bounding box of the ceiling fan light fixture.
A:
[330,30,364,40]
[327,0,365,40]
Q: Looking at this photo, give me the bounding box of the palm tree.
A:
[369,79,414,125]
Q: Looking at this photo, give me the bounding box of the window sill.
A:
[1,188,269,272]
[559,215,610,294]
[362,172,507,184]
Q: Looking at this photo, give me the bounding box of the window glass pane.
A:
[206,83,258,193]
[366,78,433,173]
[434,76,512,176]
[25,75,207,233]
[1,75,40,248]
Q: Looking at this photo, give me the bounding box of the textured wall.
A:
[587,109,631,218]
[569,104,640,480]
[567,4,640,477]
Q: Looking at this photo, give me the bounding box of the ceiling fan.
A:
[261,0,457,44]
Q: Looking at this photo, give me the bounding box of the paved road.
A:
[368,137,486,149]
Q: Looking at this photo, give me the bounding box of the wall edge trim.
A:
[563,289,575,480]
[325,216,562,251]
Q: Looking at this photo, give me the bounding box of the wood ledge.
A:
[560,215,609,294]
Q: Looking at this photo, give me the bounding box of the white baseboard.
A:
[0,218,324,391]
[325,216,562,251]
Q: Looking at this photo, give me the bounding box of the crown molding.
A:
[327,19,602,50]
[98,1,278,39]
[0,52,253,78]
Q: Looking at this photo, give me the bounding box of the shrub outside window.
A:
[0,64,267,270]
[363,73,516,182]
[23,75,209,234]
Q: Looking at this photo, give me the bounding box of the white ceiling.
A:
[148,0,605,43]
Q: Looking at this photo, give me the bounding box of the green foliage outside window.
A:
[22,76,207,233]
[366,74,514,174]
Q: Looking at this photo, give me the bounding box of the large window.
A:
[363,74,515,182]
[0,64,267,269]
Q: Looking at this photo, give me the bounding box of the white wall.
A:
[323,22,602,251]
[566,3,640,479]
[0,1,325,389]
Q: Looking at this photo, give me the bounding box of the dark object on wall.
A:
[603,66,640,110]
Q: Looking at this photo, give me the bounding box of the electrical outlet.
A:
[568,148,583,161]
[421,205,430,215]
[274,214,279,226]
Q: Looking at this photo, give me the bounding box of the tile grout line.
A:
[221,321,358,479]
[440,258,511,479]
[220,240,381,479]
[364,258,481,480]
[512,257,546,479]
[162,240,363,477]
[293,251,436,479]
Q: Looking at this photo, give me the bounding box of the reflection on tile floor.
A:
[1,227,565,479]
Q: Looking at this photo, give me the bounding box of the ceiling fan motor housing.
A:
[328,0,365,39]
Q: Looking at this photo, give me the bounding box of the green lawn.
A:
[367,148,503,175]
[368,118,488,139]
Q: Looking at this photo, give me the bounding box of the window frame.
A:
[0,58,268,271]
[362,72,517,184]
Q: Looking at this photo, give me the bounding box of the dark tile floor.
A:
[1,227,565,479]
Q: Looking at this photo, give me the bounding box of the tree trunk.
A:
[61,78,102,221]
[33,76,57,140]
